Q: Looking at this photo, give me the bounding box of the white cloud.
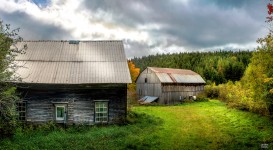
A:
[0,0,150,42]
[200,42,258,52]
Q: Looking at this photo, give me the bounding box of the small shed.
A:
[13,40,131,124]
[136,67,206,104]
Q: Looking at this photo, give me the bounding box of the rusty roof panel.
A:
[149,67,198,75]
[150,67,205,84]
[155,73,173,83]
[13,41,131,84]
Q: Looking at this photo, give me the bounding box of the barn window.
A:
[52,104,66,121]
[56,106,66,121]
[145,78,147,83]
[52,102,68,122]
[95,101,108,123]
[16,101,26,121]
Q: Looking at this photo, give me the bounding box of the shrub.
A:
[217,81,269,116]
[204,83,220,98]
[196,92,209,102]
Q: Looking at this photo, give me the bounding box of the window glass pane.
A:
[95,101,108,123]
[16,101,27,121]
[57,107,64,117]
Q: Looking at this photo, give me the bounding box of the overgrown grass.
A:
[1,100,273,149]
[134,100,273,149]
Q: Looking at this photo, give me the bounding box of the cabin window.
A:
[145,78,147,83]
[16,101,26,121]
[56,106,65,121]
[95,101,108,123]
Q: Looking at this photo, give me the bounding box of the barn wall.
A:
[18,84,127,125]
[136,68,162,99]
[160,84,204,104]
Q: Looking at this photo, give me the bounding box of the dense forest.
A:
[131,51,253,84]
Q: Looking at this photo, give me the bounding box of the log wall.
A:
[18,84,127,125]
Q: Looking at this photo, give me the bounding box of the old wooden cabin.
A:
[13,40,131,124]
[136,67,206,104]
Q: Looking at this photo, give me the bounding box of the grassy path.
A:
[133,100,273,149]
[1,100,273,149]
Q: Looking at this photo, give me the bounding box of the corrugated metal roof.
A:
[138,96,159,104]
[13,40,131,84]
[155,73,173,83]
[149,67,198,75]
[149,67,205,84]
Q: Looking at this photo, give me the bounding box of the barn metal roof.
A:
[13,40,132,84]
[149,67,205,84]
[138,96,159,104]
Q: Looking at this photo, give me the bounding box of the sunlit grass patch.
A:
[133,100,273,149]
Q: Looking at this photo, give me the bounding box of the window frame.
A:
[16,101,27,121]
[55,105,66,121]
[94,100,109,123]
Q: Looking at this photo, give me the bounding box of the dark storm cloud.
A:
[84,0,268,53]
[0,10,73,40]
[0,0,269,57]
[124,40,153,58]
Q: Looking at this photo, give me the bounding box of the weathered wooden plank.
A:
[19,84,127,124]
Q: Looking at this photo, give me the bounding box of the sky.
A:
[0,0,269,58]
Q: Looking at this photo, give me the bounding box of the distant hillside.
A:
[131,51,253,84]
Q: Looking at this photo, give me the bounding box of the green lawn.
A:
[1,100,273,150]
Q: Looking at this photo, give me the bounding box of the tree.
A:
[0,20,26,138]
[127,61,140,105]
[127,60,140,91]
[227,0,273,116]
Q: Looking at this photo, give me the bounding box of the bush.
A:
[0,20,26,139]
[0,86,19,139]
[204,83,220,98]
[217,81,269,116]
[196,92,209,102]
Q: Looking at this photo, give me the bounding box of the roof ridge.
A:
[148,67,199,75]
[149,67,191,71]
[20,40,123,42]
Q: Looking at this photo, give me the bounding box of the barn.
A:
[136,67,206,104]
[13,40,131,125]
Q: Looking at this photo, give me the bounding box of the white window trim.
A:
[94,101,109,123]
[55,105,65,121]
